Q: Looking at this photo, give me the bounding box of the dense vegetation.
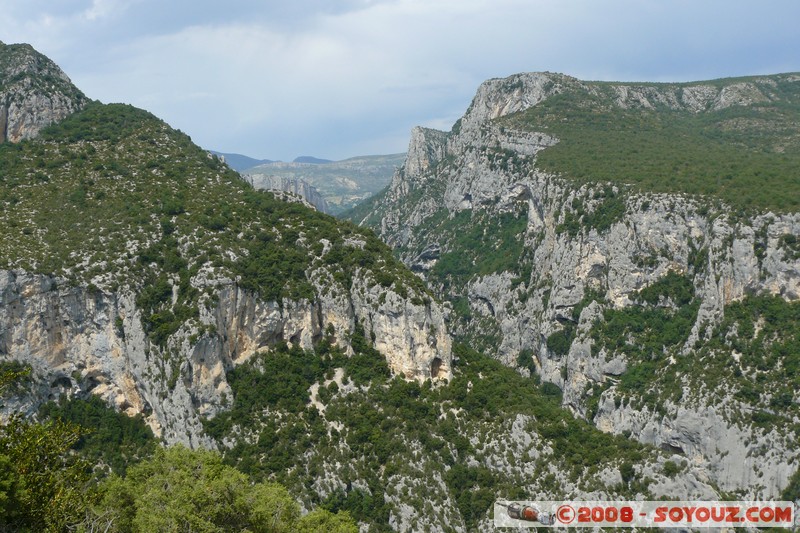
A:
[0,102,427,348]
[584,273,700,411]
[504,74,800,212]
[428,207,529,291]
[689,296,800,423]
[0,366,91,532]
[204,340,672,531]
[39,395,156,475]
[556,185,628,237]
[91,446,357,533]
[0,366,356,532]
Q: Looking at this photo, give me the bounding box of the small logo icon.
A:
[557,504,576,524]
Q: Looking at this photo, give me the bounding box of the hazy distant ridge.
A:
[242,153,406,214]
[209,151,274,172]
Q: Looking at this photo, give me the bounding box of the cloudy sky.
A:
[3,0,799,161]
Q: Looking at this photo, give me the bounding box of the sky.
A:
[2,0,800,161]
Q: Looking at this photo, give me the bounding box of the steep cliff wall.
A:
[354,71,800,498]
[0,266,451,446]
[244,173,331,213]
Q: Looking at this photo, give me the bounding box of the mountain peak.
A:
[0,41,89,143]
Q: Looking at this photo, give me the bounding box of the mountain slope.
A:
[203,342,718,532]
[0,44,451,448]
[348,71,800,499]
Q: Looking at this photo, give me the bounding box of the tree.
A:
[296,509,359,532]
[90,445,357,532]
[0,366,94,532]
[620,461,636,485]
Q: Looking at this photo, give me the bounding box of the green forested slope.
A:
[203,339,679,531]
[503,74,800,212]
[0,102,426,346]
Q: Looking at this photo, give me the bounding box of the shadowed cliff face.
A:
[352,71,800,498]
[0,42,89,143]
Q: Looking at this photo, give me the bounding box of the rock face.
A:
[400,127,449,187]
[0,42,89,143]
[356,71,800,498]
[0,267,451,447]
[244,173,331,213]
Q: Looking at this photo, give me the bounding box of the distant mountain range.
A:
[242,174,332,214]
[208,151,274,171]
[292,155,333,164]
[210,152,341,171]
[218,152,406,214]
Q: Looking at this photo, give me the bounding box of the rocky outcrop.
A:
[361,71,800,499]
[594,398,796,497]
[0,267,451,446]
[0,42,89,142]
[398,127,448,188]
[244,173,331,213]
[457,72,568,134]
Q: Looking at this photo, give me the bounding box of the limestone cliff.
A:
[0,265,451,447]
[354,71,800,498]
[0,41,89,142]
[243,173,331,213]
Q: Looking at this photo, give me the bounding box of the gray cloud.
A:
[2,0,799,160]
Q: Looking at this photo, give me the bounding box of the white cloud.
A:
[3,0,800,159]
[83,0,130,21]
